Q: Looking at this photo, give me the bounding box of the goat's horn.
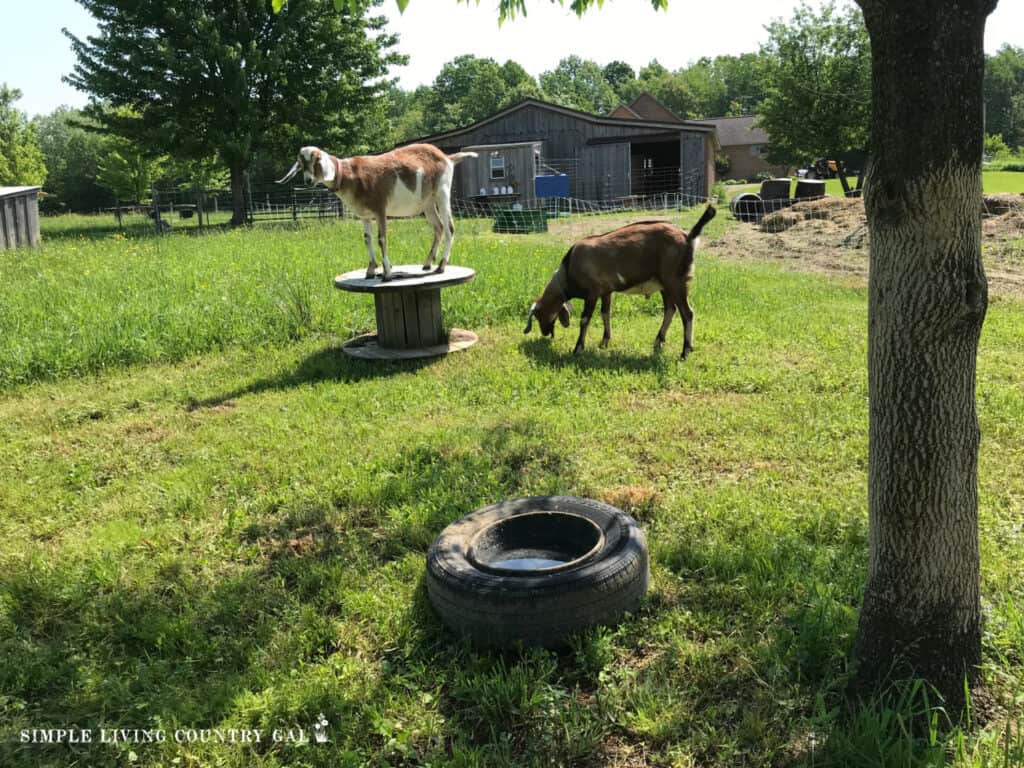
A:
[275,161,301,184]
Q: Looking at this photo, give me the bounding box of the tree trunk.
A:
[852,0,996,711]
[229,162,248,227]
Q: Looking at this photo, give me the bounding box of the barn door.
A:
[580,143,630,202]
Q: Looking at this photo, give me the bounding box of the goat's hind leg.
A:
[433,195,455,274]
[667,286,695,359]
[654,290,677,351]
[599,294,612,349]
[422,205,443,271]
[376,214,393,281]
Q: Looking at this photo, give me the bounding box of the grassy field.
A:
[1,213,1023,767]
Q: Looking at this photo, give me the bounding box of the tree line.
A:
[1,0,1022,219]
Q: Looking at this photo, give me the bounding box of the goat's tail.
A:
[448,151,479,164]
[687,204,717,241]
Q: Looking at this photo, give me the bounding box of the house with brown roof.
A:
[699,116,788,181]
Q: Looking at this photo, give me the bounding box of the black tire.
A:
[425,496,648,648]
[730,192,764,223]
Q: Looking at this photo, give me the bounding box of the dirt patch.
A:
[710,196,1024,297]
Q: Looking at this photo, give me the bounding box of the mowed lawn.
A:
[1,214,1023,767]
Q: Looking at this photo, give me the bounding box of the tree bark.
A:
[852,0,997,711]
[229,161,248,228]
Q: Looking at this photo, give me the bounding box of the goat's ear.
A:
[558,302,572,328]
[523,302,536,334]
[315,149,336,183]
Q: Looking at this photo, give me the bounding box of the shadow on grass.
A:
[187,343,437,410]
[519,337,676,374]
[0,419,580,765]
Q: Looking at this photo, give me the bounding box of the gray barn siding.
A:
[0,187,41,250]
[457,143,541,204]
[425,102,711,202]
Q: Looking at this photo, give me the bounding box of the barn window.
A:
[489,152,506,180]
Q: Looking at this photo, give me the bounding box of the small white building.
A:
[0,186,42,250]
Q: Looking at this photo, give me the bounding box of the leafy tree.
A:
[984,133,1013,159]
[423,55,513,134]
[757,1,871,166]
[602,60,636,98]
[539,56,618,114]
[711,52,771,115]
[34,107,115,212]
[96,137,166,204]
[984,45,1024,149]
[498,60,542,107]
[65,0,403,225]
[0,85,47,187]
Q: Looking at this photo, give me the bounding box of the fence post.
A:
[292,189,297,222]
[152,186,164,236]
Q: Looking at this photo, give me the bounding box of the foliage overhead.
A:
[0,85,47,187]
[756,1,871,166]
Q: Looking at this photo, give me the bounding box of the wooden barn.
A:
[411,99,717,207]
[0,186,42,250]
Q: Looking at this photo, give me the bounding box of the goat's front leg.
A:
[599,294,612,349]
[363,219,378,279]
[376,214,393,281]
[574,297,598,354]
[654,290,677,350]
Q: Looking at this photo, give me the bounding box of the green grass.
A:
[1,214,1022,767]
[983,170,1024,194]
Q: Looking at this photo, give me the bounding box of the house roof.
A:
[699,116,769,147]
[608,103,643,120]
[626,93,684,124]
[409,97,716,147]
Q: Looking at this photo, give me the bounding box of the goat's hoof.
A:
[421,264,432,272]
[599,339,610,349]
[433,266,446,275]
[681,348,692,360]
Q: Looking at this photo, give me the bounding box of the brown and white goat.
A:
[524,205,716,359]
[277,144,477,280]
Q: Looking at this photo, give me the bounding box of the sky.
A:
[1,0,1021,118]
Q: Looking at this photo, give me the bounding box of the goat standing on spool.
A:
[277,144,477,281]
[524,205,716,359]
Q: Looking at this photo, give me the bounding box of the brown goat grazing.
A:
[277,144,477,280]
[524,205,716,358]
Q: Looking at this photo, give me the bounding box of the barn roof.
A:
[409,97,716,147]
[0,186,42,199]
[698,116,769,147]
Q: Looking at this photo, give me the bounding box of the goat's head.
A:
[524,298,571,338]
[276,146,336,186]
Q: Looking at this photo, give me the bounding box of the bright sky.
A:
[2,0,1021,118]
